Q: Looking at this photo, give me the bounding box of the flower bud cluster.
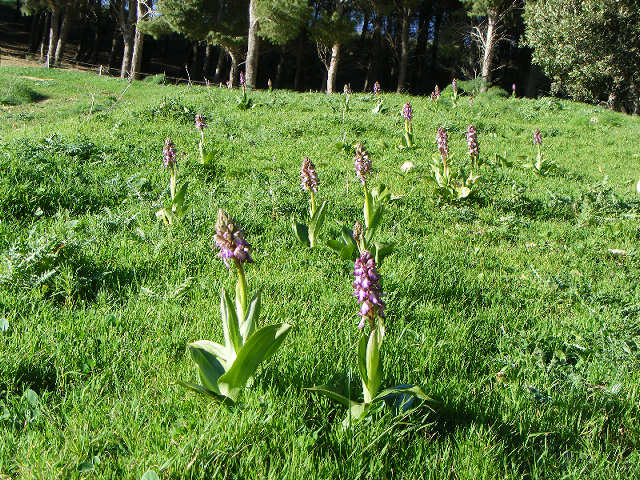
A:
[163,137,177,168]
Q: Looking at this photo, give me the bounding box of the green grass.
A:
[1,66,640,479]
[0,78,47,106]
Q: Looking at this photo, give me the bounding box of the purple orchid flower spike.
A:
[353,250,385,329]
[214,209,253,269]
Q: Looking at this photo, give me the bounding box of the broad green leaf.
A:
[178,380,232,404]
[372,184,390,207]
[189,340,231,370]
[306,385,359,408]
[457,186,472,199]
[309,201,328,235]
[172,182,188,215]
[326,239,346,252]
[364,327,383,402]
[357,333,369,387]
[187,342,225,395]
[220,289,242,354]
[373,384,435,412]
[218,323,293,401]
[155,208,175,226]
[240,291,261,342]
[292,219,310,247]
[141,470,160,480]
[339,244,356,261]
[341,227,357,248]
[363,188,375,229]
[374,242,394,265]
[202,150,216,165]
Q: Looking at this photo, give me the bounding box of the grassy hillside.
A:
[1,67,640,479]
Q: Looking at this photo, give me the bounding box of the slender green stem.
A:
[199,131,205,163]
[235,260,248,323]
[310,190,316,218]
[170,164,177,201]
[363,183,371,228]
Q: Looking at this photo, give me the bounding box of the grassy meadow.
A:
[1,67,640,479]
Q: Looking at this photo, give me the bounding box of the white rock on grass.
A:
[400,161,415,173]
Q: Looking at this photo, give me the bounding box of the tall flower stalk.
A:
[466,125,479,170]
[307,251,430,425]
[182,210,292,403]
[157,138,187,225]
[293,157,327,248]
[429,127,478,201]
[436,127,449,170]
[401,102,413,148]
[195,113,207,164]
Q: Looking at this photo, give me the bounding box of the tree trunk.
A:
[326,43,340,94]
[39,13,50,62]
[245,0,260,88]
[213,47,225,83]
[480,10,497,93]
[29,12,43,53]
[431,10,442,79]
[274,47,285,88]
[46,7,60,68]
[88,25,100,63]
[203,43,212,78]
[108,34,119,70]
[396,8,410,93]
[415,2,431,91]
[120,38,131,78]
[364,15,382,92]
[130,0,144,80]
[120,0,136,78]
[189,42,201,80]
[54,11,70,65]
[294,34,304,91]
[227,48,238,87]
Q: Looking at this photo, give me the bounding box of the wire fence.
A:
[1,47,224,87]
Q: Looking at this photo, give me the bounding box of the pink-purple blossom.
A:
[214,209,253,269]
[436,127,449,162]
[402,102,413,121]
[163,137,177,168]
[353,250,385,329]
[300,157,318,193]
[373,81,381,95]
[354,143,372,186]
[195,113,207,131]
[466,125,479,158]
[533,129,542,145]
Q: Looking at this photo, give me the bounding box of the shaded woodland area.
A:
[2,0,638,112]
[2,0,549,96]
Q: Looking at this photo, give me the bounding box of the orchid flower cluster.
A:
[400,102,414,148]
[512,83,517,98]
[182,209,293,403]
[451,78,458,106]
[371,81,387,114]
[524,129,553,175]
[342,84,351,122]
[327,143,393,265]
[292,157,328,248]
[429,127,480,201]
[308,250,429,425]
[156,138,188,225]
[430,84,441,102]
[237,71,252,110]
[194,113,213,165]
